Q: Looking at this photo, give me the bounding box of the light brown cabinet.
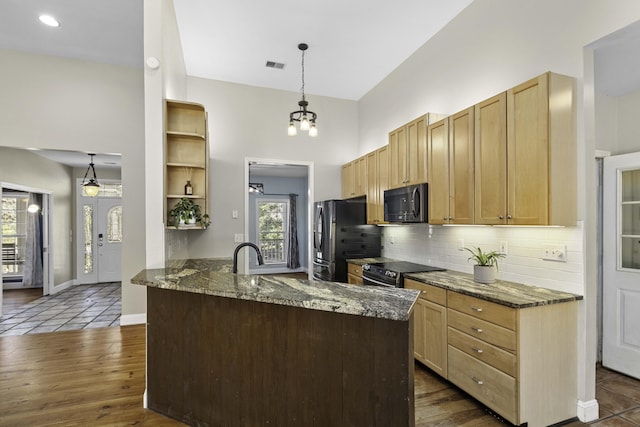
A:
[346,263,363,285]
[405,279,447,378]
[365,145,389,224]
[164,100,209,229]
[474,72,576,226]
[446,291,578,426]
[342,156,367,199]
[427,107,475,225]
[389,115,429,189]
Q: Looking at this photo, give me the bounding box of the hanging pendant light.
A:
[288,43,317,137]
[82,153,100,197]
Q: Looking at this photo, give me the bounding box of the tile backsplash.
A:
[382,223,584,295]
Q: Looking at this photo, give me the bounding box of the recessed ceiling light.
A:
[39,15,60,27]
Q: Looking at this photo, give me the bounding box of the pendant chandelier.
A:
[82,153,100,197]
[288,43,317,137]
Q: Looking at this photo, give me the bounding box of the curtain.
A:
[22,193,43,287]
[287,194,300,269]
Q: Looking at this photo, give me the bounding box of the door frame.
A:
[0,182,54,317]
[244,158,314,277]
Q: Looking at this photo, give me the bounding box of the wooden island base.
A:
[147,287,415,426]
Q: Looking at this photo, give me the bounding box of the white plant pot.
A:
[187,216,197,225]
[473,265,496,284]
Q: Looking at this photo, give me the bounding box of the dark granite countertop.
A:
[132,258,419,321]
[405,270,583,309]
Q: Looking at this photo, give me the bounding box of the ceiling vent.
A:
[266,61,285,69]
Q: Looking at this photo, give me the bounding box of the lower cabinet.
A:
[405,279,447,378]
[346,263,363,285]
[407,281,578,427]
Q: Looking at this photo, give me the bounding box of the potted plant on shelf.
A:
[465,246,505,284]
[168,197,211,229]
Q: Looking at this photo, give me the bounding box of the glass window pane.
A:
[2,195,28,277]
[83,205,93,274]
[621,169,640,271]
[621,237,640,269]
[257,200,289,264]
[622,170,640,202]
[107,206,123,243]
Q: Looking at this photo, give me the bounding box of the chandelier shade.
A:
[82,153,100,197]
[288,43,317,137]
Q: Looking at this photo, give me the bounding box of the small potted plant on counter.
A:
[168,197,211,229]
[465,246,505,284]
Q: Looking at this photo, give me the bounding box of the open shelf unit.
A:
[164,100,209,229]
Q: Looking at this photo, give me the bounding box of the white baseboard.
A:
[577,399,599,422]
[143,389,148,409]
[120,313,146,326]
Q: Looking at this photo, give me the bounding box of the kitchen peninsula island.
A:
[132,259,419,427]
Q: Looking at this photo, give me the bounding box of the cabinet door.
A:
[423,300,448,378]
[342,162,354,199]
[427,118,450,224]
[449,107,475,224]
[366,150,378,224]
[388,126,407,189]
[406,115,428,185]
[507,74,549,225]
[413,298,427,363]
[354,156,367,197]
[474,92,507,225]
[376,145,389,223]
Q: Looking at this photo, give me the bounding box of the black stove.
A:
[362,261,445,288]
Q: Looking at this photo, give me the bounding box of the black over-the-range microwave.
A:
[383,183,428,223]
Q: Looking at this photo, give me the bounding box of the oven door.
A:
[362,272,399,288]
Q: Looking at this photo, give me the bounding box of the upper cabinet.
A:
[389,115,427,189]
[366,145,389,225]
[427,107,475,225]
[164,100,209,229]
[342,155,367,199]
[475,72,576,226]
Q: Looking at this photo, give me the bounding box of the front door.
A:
[603,152,640,379]
[96,198,122,282]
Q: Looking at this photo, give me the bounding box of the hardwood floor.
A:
[0,325,635,426]
[2,287,42,312]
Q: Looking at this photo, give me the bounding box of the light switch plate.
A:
[499,241,508,255]
[234,233,244,243]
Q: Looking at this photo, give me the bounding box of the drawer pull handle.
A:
[471,346,484,354]
[471,327,483,333]
[471,306,483,312]
[472,376,484,385]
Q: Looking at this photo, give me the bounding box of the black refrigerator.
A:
[312,198,381,282]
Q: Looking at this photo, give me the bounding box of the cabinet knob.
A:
[507,214,512,220]
[471,346,484,354]
[498,215,504,220]
[449,217,453,220]
[471,327,483,333]
[443,217,448,221]
[472,376,484,385]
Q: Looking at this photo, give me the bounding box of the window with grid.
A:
[256,199,289,264]
[2,194,28,278]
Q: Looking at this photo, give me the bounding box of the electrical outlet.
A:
[542,245,567,262]
[457,239,465,250]
[232,210,238,219]
[234,233,244,243]
[499,241,508,255]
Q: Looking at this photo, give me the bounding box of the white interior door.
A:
[603,151,640,379]
[96,198,122,283]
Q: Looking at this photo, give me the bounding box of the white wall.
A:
[596,91,640,154]
[0,147,74,284]
[0,49,146,318]
[182,77,358,260]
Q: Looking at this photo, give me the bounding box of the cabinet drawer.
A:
[448,346,518,424]
[448,326,517,377]
[448,309,516,352]
[347,263,362,277]
[448,292,516,330]
[404,279,446,306]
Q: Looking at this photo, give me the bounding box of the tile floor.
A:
[0,283,121,336]
[590,365,640,426]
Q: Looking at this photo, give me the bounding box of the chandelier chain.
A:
[300,48,306,101]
